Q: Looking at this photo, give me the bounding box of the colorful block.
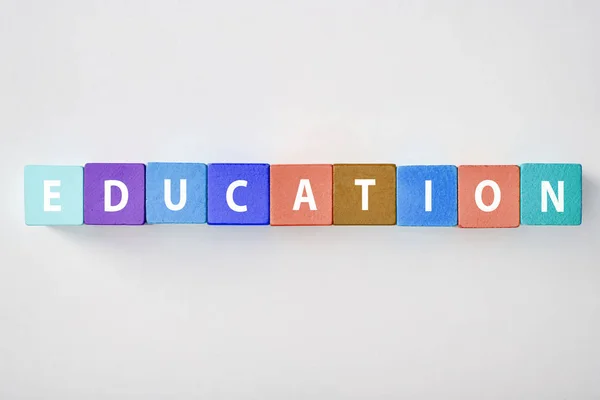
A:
[84,163,146,225]
[146,163,207,224]
[458,165,520,228]
[333,164,396,225]
[397,165,457,226]
[520,163,582,225]
[270,164,332,226]
[207,163,270,225]
[24,165,83,226]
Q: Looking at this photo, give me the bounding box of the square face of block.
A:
[458,165,520,228]
[146,163,207,224]
[333,164,396,225]
[84,163,146,225]
[24,165,83,226]
[270,164,332,226]
[520,163,582,226]
[397,165,457,226]
[207,163,270,225]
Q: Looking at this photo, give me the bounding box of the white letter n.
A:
[541,181,564,213]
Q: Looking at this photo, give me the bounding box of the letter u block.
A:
[207,163,270,225]
[84,163,146,225]
[458,165,520,228]
[24,165,84,226]
[146,163,207,224]
[520,163,582,225]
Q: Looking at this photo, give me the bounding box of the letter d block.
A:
[458,165,520,228]
[333,164,396,225]
[146,163,207,224]
[24,165,83,226]
[84,163,145,225]
[520,163,582,225]
[207,163,270,225]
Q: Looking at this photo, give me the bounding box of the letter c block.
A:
[84,163,146,225]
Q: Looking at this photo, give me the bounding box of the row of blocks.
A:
[24,163,583,227]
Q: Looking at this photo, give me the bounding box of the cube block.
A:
[270,164,332,226]
[333,164,396,225]
[146,163,207,224]
[84,163,146,225]
[397,165,457,226]
[458,165,520,228]
[207,163,270,225]
[520,163,582,225]
[24,165,84,226]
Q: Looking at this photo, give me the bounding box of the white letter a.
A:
[293,179,317,211]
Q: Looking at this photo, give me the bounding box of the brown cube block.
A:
[333,164,396,225]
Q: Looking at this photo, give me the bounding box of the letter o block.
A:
[458,165,520,228]
[270,164,332,226]
[84,163,146,225]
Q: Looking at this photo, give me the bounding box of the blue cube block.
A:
[207,163,270,225]
[397,165,458,226]
[146,162,207,224]
[24,165,84,226]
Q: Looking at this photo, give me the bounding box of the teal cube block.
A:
[24,165,84,226]
[520,163,582,226]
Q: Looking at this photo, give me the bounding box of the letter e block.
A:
[458,165,520,228]
[520,163,582,226]
[24,165,83,226]
[84,163,146,225]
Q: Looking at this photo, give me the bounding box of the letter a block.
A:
[207,163,270,225]
[397,165,457,226]
[458,165,520,228]
[24,165,83,226]
[270,164,332,226]
[333,164,396,225]
[146,163,207,224]
[84,163,146,225]
[520,163,582,225]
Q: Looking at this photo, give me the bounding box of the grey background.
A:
[1,1,599,399]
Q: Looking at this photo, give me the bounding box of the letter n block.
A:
[146,163,207,224]
[207,163,270,225]
[84,163,146,225]
[24,165,83,226]
[333,164,396,225]
[270,164,332,226]
[458,165,520,228]
[520,163,582,225]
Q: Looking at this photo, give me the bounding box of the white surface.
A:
[1,1,600,399]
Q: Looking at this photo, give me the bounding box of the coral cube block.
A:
[84,163,146,225]
[24,165,83,226]
[458,165,520,228]
[333,164,396,225]
[207,163,270,225]
[270,164,332,226]
[397,165,457,226]
[146,163,207,224]
[520,163,582,225]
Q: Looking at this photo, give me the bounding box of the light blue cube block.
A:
[397,165,458,226]
[146,162,207,224]
[24,165,84,226]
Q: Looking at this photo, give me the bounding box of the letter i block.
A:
[84,163,146,225]
[458,165,520,228]
[397,165,457,226]
[520,163,582,225]
[207,163,270,225]
[146,163,207,224]
[24,165,84,226]
[270,164,332,226]
[333,164,396,225]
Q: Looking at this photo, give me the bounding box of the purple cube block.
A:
[84,163,146,225]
